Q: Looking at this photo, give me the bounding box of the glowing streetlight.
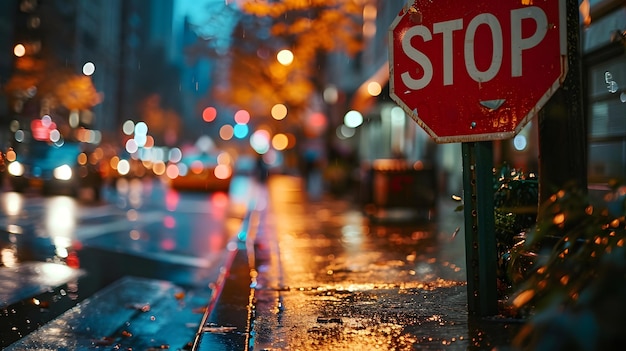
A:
[367,82,382,96]
[13,44,26,57]
[82,62,96,76]
[277,49,294,66]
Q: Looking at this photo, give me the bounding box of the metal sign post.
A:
[462,141,497,316]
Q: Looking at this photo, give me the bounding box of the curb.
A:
[193,199,259,351]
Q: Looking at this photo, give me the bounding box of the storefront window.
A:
[584,2,626,184]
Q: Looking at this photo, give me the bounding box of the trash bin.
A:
[364,159,437,221]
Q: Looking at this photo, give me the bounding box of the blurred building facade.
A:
[0,0,187,148]
[325,1,463,194]
[1,0,123,146]
[0,0,19,147]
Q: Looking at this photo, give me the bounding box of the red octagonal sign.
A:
[389,0,568,143]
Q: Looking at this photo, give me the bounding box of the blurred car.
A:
[6,140,103,200]
[168,152,232,192]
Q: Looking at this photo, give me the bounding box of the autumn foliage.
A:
[191,0,364,124]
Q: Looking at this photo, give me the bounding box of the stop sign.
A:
[389,0,567,143]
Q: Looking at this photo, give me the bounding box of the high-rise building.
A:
[3,0,122,144]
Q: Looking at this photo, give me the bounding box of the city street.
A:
[0,173,526,350]
[0,176,253,348]
[0,0,624,350]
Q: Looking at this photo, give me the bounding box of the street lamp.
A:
[13,44,26,57]
[277,49,294,66]
[82,62,96,76]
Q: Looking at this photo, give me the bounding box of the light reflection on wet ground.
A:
[0,177,250,348]
[251,175,521,350]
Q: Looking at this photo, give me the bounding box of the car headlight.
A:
[8,161,24,177]
[53,164,73,180]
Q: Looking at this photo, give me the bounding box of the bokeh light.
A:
[219,125,234,141]
[214,164,232,180]
[233,124,249,139]
[272,133,289,151]
[271,104,288,120]
[134,121,148,136]
[168,147,182,163]
[367,81,382,96]
[13,44,25,57]
[82,62,96,76]
[250,129,271,154]
[153,161,166,176]
[196,135,214,153]
[125,139,138,154]
[323,85,339,104]
[202,107,217,122]
[234,109,250,124]
[190,160,204,174]
[277,49,294,65]
[166,164,179,179]
[344,110,363,128]
[122,120,135,135]
[337,125,356,140]
[217,152,232,165]
[134,133,147,148]
[117,159,130,175]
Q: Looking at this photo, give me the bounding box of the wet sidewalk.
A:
[205,175,523,350]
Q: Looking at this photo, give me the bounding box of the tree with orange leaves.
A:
[188,0,364,126]
[4,57,101,117]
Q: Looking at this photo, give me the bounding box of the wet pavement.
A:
[0,177,252,349]
[198,175,523,350]
[2,174,524,350]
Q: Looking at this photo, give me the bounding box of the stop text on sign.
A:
[402,7,549,90]
[388,0,567,143]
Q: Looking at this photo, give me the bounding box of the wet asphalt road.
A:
[0,176,251,348]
